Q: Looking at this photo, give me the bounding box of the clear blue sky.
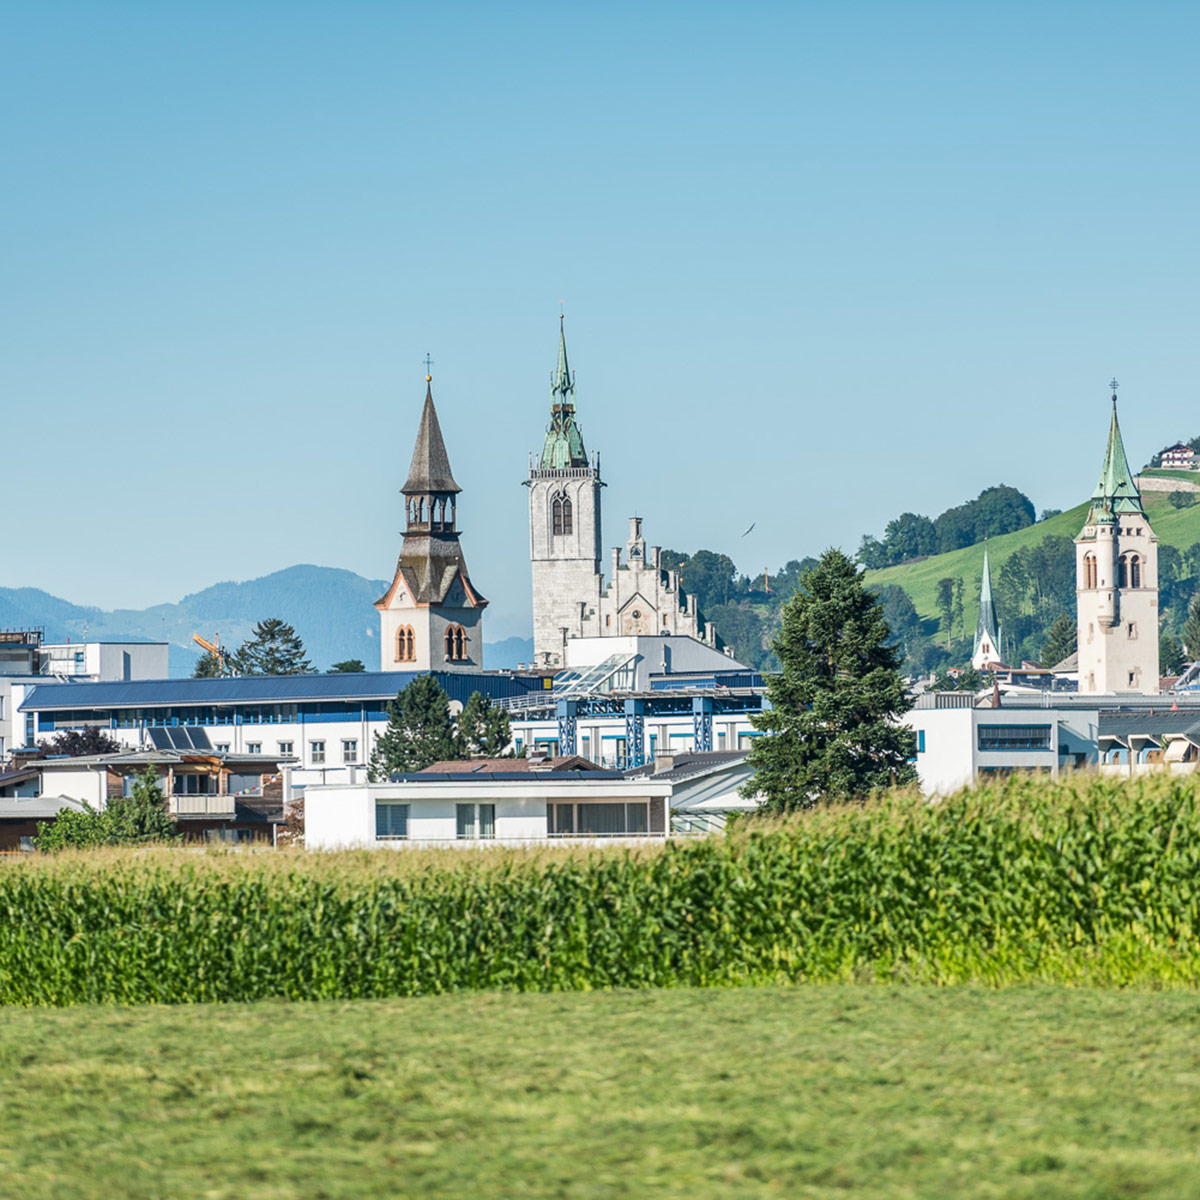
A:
[5,2,1199,639]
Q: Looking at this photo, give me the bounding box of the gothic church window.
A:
[1130,555,1141,588]
[552,494,573,536]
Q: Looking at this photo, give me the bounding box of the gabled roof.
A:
[402,383,461,494]
[421,755,602,773]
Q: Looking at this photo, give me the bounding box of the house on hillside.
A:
[1160,443,1198,470]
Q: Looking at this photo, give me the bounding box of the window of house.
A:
[1127,623,1136,639]
[1130,555,1141,588]
[246,742,262,755]
[310,740,326,765]
[917,730,926,753]
[216,743,230,752]
[548,802,650,837]
[24,714,34,746]
[456,803,495,839]
[1128,672,1136,686]
[342,739,358,764]
[278,741,294,756]
[376,803,409,840]
[977,724,1052,751]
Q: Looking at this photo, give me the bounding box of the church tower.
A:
[375,373,487,673]
[526,317,603,667]
[971,542,1003,669]
[1075,384,1159,695]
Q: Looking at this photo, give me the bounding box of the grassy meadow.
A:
[3,985,1200,1199]
[864,490,1200,635]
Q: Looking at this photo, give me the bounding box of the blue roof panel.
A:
[21,671,541,712]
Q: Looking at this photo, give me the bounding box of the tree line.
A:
[856,485,1037,569]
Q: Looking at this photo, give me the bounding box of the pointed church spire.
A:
[973,540,1001,663]
[540,314,589,469]
[403,375,461,494]
[1088,380,1142,522]
[553,313,573,404]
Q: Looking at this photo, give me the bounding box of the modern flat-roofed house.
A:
[305,756,674,849]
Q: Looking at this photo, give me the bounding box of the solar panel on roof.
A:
[187,727,212,751]
[147,727,172,750]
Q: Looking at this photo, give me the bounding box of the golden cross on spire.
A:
[424,353,434,382]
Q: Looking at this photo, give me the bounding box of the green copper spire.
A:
[1087,382,1143,523]
[974,541,1000,660]
[540,315,589,469]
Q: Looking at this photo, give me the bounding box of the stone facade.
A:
[1076,397,1159,695]
[527,321,711,668]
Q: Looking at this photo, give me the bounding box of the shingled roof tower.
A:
[971,542,1003,669]
[376,373,487,672]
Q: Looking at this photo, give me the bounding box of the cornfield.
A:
[3,772,1200,1006]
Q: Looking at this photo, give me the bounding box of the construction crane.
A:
[192,632,229,675]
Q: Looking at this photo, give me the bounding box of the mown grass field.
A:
[2,985,1199,1199]
[864,490,1200,635]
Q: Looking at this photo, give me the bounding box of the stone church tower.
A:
[375,376,487,672]
[526,318,604,667]
[1075,387,1159,695]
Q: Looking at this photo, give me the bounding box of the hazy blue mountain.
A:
[0,566,532,677]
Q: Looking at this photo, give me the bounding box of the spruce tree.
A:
[368,675,466,780]
[1184,596,1200,659]
[1160,630,1186,675]
[459,690,513,756]
[742,549,916,811]
[234,619,313,676]
[192,650,225,678]
[1040,614,1077,668]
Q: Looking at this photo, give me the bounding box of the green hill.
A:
[865,492,1200,637]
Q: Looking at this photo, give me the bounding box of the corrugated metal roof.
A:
[21,670,541,711]
[1098,712,1200,737]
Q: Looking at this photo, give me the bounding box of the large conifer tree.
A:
[234,619,313,676]
[368,675,466,780]
[744,549,916,810]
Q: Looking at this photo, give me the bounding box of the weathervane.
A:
[1110,377,1119,401]
[424,353,434,381]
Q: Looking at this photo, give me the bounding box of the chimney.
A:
[654,754,675,774]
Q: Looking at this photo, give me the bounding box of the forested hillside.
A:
[673,487,1200,676]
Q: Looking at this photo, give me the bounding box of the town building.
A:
[0,630,169,757]
[526,319,713,667]
[305,757,673,848]
[376,374,487,673]
[303,748,756,848]
[1075,389,1159,695]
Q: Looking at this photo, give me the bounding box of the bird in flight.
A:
[741,522,756,537]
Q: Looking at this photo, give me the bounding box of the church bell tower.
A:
[1075,382,1159,695]
[526,316,603,668]
[375,371,487,673]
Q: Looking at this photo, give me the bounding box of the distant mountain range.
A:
[0,566,534,676]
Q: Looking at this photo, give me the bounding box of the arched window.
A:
[418,498,427,523]
[444,625,467,661]
[395,626,415,662]
[1119,555,1128,588]
[560,495,573,535]
[552,495,564,536]
[1083,553,1097,589]
[1130,554,1142,588]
